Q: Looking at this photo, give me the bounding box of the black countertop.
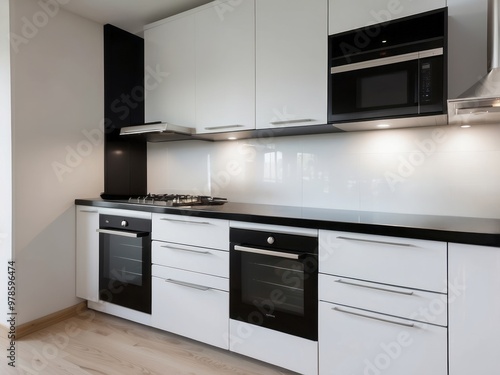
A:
[75,198,500,247]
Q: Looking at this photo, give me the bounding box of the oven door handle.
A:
[96,229,149,238]
[233,245,300,260]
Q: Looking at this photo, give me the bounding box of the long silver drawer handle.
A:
[233,245,299,260]
[335,279,414,296]
[161,245,211,255]
[336,236,415,247]
[270,119,315,125]
[160,218,212,225]
[79,209,98,213]
[332,307,415,328]
[165,279,211,291]
[204,124,245,130]
[96,229,144,238]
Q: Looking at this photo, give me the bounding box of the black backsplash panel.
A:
[103,24,146,198]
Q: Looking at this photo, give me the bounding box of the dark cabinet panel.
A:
[103,24,146,198]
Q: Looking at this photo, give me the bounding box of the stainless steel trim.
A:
[332,307,415,328]
[336,236,415,247]
[159,218,212,225]
[270,119,315,125]
[331,47,444,74]
[335,279,414,296]
[161,245,211,255]
[79,210,98,213]
[96,229,143,238]
[233,245,300,260]
[204,125,246,130]
[120,122,193,136]
[165,279,211,291]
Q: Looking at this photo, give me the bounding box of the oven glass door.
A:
[99,230,151,314]
[330,59,420,122]
[230,248,318,341]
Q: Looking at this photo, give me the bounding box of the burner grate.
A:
[128,194,227,207]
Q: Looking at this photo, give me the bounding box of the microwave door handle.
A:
[331,47,443,74]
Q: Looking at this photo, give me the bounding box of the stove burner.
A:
[128,194,228,207]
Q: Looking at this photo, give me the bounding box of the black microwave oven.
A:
[328,8,447,125]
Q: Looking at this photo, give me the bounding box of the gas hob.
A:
[128,194,228,207]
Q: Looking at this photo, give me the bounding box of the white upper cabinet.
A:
[195,0,256,134]
[329,0,446,35]
[144,14,196,127]
[256,0,327,129]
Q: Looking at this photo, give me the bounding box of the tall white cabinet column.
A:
[448,243,500,375]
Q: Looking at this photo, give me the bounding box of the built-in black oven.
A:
[328,8,447,124]
[98,214,151,314]
[230,227,318,341]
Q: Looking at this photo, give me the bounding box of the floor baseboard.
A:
[16,301,87,339]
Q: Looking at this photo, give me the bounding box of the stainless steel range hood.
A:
[448,0,500,125]
[120,121,195,141]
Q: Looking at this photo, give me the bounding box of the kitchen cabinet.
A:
[151,213,230,349]
[144,13,196,127]
[319,302,447,375]
[255,0,327,130]
[448,243,500,375]
[319,230,448,293]
[319,230,448,375]
[75,205,99,302]
[195,0,255,134]
[328,0,446,35]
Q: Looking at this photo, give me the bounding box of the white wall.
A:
[0,0,12,329]
[10,0,104,325]
[148,123,500,219]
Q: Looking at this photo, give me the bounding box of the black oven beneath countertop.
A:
[98,214,152,314]
[230,227,318,341]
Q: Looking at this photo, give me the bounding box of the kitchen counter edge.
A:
[75,199,500,247]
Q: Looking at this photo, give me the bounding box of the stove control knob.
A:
[267,236,275,245]
[121,220,128,227]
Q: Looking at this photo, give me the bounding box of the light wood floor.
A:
[0,310,298,375]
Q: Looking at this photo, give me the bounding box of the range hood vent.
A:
[448,0,500,125]
[120,121,193,136]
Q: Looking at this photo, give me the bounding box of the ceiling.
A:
[59,0,213,34]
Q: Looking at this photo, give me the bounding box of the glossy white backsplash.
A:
[148,124,500,218]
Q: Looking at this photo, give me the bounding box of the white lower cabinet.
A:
[152,265,229,349]
[448,243,500,375]
[229,320,318,375]
[319,302,447,375]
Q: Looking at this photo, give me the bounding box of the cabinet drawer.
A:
[152,267,229,349]
[152,213,229,250]
[152,241,229,277]
[319,230,447,293]
[152,265,229,292]
[319,301,448,375]
[319,274,447,327]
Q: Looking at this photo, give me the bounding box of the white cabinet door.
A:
[144,14,196,127]
[195,0,255,134]
[152,213,229,250]
[319,230,447,293]
[256,0,327,129]
[319,302,448,375]
[75,206,99,302]
[329,0,446,35]
[449,243,500,375]
[152,266,229,349]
